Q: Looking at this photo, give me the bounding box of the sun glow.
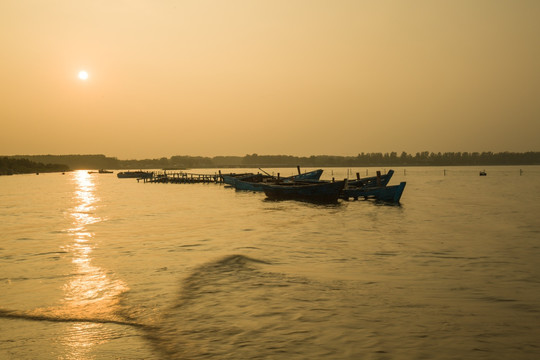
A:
[78,71,89,80]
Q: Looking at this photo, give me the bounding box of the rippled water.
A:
[1,166,539,359]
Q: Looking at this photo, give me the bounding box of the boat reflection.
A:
[59,170,128,359]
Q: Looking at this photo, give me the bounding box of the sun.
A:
[78,71,89,80]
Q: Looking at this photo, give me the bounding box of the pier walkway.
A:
[140,171,222,184]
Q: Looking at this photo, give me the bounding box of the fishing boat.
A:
[222,173,272,190]
[302,170,394,188]
[348,170,394,187]
[221,172,258,186]
[117,170,154,179]
[340,182,406,203]
[223,168,324,191]
[88,169,114,174]
[262,179,346,202]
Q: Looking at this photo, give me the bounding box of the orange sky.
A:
[1,0,539,159]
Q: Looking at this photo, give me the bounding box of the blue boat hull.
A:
[234,180,266,191]
[340,182,406,203]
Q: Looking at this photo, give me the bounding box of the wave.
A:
[0,308,152,329]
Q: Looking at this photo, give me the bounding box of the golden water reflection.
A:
[60,170,128,359]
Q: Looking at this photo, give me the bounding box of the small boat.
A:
[117,170,154,179]
[291,169,325,181]
[302,170,394,188]
[479,170,487,176]
[88,169,113,174]
[340,182,406,203]
[262,180,346,203]
[221,172,258,186]
[223,169,324,192]
[348,170,394,188]
[222,173,272,191]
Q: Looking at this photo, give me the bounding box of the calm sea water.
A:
[1,166,539,359]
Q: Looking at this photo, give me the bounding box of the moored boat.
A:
[221,172,258,186]
[226,169,324,191]
[292,169,324,181]
[117,170,154,179]
[301,170,394,188]
[88,169,114,174]
[348,170,394,188]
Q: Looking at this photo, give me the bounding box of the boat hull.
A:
[262,180,346,202]
[234,179,266,191]
[340,182,406,203]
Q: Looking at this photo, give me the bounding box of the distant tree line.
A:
[0,157,70,175]
[240,152,540,167]
[8,154,119,170]
[4,151,540,172]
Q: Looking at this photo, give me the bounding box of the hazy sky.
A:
[1,0,539,159]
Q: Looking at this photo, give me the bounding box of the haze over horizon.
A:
[2,1,539,160]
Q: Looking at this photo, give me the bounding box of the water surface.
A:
[1,166,539,359]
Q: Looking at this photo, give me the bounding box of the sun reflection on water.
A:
[59,170,128,359]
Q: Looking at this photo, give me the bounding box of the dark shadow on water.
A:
[139,254,345,359]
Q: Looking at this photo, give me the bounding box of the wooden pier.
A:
[140,171,222,184]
